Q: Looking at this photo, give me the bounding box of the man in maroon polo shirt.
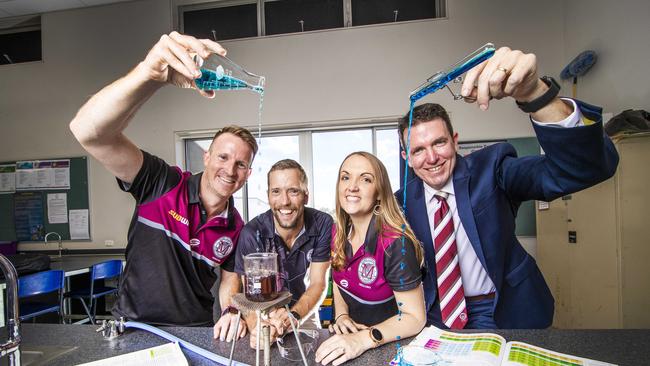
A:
[69,32,255,341]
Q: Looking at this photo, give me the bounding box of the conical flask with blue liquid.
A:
[193,53,265,94]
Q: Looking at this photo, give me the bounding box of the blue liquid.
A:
[195,69,264,94]
[194,68,265,152]
[257,91,264,142]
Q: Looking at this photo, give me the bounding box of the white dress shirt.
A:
[422,98,583,296]
[424,180,496,297]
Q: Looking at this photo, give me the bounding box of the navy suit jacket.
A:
[396,100,619,328]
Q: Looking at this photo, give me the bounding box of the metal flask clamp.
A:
[409,43,496,102]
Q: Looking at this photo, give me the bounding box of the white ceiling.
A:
[0,0,134,19]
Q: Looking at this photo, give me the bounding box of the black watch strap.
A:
[290,310,301,321]
[516,76,560,113]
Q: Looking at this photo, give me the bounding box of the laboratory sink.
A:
[0,345,77,366]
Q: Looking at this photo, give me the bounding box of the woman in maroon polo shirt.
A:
[315,151,426,365]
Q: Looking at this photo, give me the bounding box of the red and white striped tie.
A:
[434,192,468,329]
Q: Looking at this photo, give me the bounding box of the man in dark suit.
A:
[396,47,619,329]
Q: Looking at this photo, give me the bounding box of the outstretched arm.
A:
[69,32,226,183]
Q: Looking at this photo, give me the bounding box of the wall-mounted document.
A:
[16,159,70,190]
[69,209,89,240]
[0,164,16,194]
[47,193,68,223]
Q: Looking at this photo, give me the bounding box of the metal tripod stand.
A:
[229,291,309,366]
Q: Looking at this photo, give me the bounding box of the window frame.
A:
[179,0,262,41]
[0,15,42,66]
[178,0,447,41]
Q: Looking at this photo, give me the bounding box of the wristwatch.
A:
[516,76,561,113]
[290,310,301,321]
[368,326,383,347]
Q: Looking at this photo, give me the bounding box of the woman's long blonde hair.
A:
[331,151,423,271]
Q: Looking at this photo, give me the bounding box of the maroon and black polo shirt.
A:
[114,151,243,326]
[332,217,422,326]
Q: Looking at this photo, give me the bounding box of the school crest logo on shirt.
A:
[358,257,378,285]
[212,236,234,259]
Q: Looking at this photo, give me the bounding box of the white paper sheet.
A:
[47,193,68,223]
[0,164,16,194]
[69,209,89,239]
[15,159,70,190]
[77,342,188,366]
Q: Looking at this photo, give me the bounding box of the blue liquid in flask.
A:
[195,68,264,93]
[194,66,265,147]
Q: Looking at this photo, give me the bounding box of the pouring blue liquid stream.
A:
[396,44,496,365]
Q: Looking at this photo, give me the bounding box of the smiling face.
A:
[401,118,459,190]
[337,154,378,219]
[202,132,253,202]
[268,168,308,230]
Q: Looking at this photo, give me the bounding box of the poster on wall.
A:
[0,164,16,194]
[14,192,45,241]
[16,159,71,190]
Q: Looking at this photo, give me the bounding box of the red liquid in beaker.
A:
[245,273,278,302]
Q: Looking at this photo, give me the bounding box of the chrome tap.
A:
[0,254,21,365]
[45,232,63,258]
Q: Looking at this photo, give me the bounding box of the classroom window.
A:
[179,1,446,41]
[183,125,399,221]
[350,0,439,26]
[181,2,259,41]
[0,16,41,65]
[264,0,344,35]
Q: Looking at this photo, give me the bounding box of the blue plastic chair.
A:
[18,270,65,322]
[66,259,122,324]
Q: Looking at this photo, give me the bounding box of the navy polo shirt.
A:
[332,217,421,326]
[235,207,333,304]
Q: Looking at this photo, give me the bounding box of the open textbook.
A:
[391,326,617,366]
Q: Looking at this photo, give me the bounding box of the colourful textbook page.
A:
[391,326,506,366]
[502,341,617,366]
[77,342,189,366]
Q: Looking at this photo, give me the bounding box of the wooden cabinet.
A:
[536,134,650,329]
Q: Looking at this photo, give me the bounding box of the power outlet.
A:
[105,240,115,247]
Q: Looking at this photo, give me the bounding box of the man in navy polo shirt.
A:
[231,159,333,347]
[69,32,254,340]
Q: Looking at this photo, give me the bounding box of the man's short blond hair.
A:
[210,125,258,162]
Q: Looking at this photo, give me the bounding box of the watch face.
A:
[371,328,383,341]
